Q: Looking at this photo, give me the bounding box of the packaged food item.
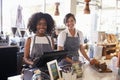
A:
[90,59,107,72]
[72,63,83,78]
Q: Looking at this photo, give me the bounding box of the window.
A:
[76,1,98,41]
[2,0,65,36]
[76,0,120,42]
[2,0,45,35]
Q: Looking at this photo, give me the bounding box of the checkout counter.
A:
[8,58,120,80]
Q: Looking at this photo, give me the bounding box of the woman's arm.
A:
[80,45,90,62]
[23,37,34,65]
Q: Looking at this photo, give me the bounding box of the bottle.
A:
[72,62,83,78]
[6,35,9,45]
[32,69,50,80]
[89,44,94,58]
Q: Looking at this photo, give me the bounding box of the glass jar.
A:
[32,70,50,80]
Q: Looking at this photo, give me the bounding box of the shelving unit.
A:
[102,43,116,59]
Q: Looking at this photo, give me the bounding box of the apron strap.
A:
[77,32,79,37]
[45,35,52,47]
[30,35,36,59]
[31,35,36,53]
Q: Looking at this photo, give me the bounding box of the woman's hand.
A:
[90,58,99,65]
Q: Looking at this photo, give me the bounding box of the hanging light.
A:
[84,0,91,3]
[84,0,91,14]
[54,2,60,16]
[84,2,90,14]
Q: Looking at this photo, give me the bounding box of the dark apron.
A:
[23,35,52,80]
[30,35,52,62]
[59,33,80,66]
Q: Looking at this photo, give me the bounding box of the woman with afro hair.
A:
[23,12,55,69]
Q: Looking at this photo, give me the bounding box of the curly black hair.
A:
[63,13,76,25]
[44,13,55,35]
[27,12,55,35]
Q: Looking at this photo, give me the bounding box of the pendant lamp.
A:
[84,0,91,2]
[54,2,60,16]
[84,0,91,14]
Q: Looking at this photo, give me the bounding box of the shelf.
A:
[101,43,116,59]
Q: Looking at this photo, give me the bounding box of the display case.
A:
[102,43,116,59]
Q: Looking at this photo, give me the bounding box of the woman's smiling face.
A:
[36,18,47,34]
[65,16,76,29]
